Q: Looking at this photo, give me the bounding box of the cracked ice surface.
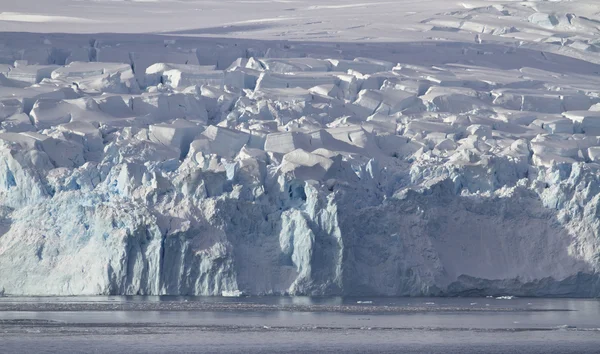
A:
[1,0,600,296]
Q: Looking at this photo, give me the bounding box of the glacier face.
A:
[2,134,600,296]
[1,1,600,296]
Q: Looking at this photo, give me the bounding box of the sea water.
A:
[1,297,599,353]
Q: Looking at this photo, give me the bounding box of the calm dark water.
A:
[1,296,599,353]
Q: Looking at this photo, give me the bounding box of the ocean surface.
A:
[1,296,599,353]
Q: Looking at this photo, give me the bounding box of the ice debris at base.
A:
[1,0,600,297]
[496,296,516,300]
[222,290,244,297]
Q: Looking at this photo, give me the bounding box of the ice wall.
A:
[2,1,600,296]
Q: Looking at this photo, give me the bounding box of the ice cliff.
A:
[2,0,600,296]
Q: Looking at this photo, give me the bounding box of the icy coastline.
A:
[1,1,600,296]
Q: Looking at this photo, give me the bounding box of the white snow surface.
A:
[1,0,600,296]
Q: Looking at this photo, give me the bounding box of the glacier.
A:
[1,0,600,297]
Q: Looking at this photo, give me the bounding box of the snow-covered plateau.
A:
[1,0,600,296]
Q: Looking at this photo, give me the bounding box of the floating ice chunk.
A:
[555,325,577,330]
[222,290,243,297]
[495,295,515,300]
[356,301,373,304]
